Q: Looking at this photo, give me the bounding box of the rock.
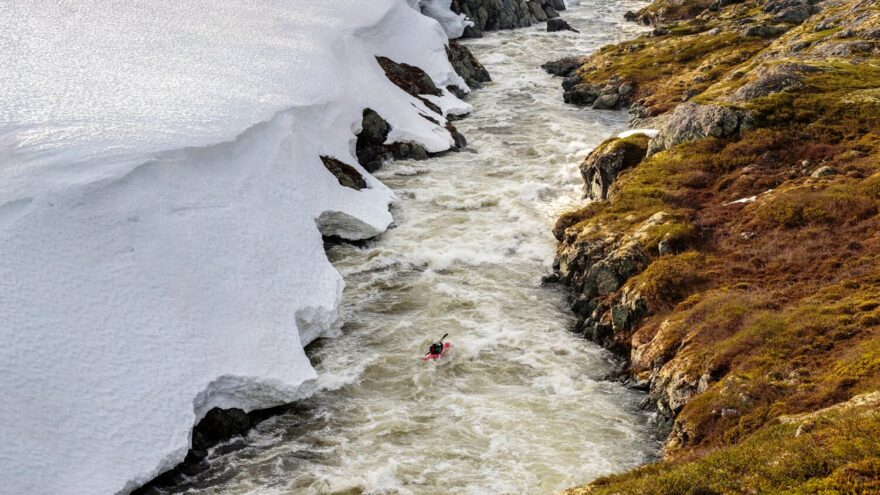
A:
[611,305,632,331]
[618,82,635,97]
[320,156,367,190]
[795,421,815,437]
[731,64,817,101]
[356,109,432,172]
[564,83,600,106]
[376,56,443,114]
[774,4,818,24]
[581,136,650,200]
[742,23,789,38]
[624,10,638,21]
[451,0,566,38]
[561,75,581,91]
[592,93,620,110]
[446,40,491,90]
[658,236,673,256]
[356,109,392,172]
[547,17,579,32]
[647,103,749,155]
[542,56,585,77]
[543,5,560,19]
[811,165,838,178]
[815,41,875,57]
[377,56,441,98]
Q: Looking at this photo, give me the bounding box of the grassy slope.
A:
[558,0,880,493]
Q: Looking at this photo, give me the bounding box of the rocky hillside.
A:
[549,0,880,492]
[451,0,567,37]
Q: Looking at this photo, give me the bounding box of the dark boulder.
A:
[581,135,650,200]
[446,40,492,90]
[541,56,586,77]
[547,18,579,33]
[320,156,368,190]
[451,0,567,38]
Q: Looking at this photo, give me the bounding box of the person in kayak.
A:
[426,333,448,356]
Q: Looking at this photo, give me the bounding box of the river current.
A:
[168,1,655,493]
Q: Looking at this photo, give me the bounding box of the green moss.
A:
[755,182,878,228]
[567,404,880,495]
[631,251,708,308]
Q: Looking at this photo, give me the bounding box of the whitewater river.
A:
[167,2,654,493]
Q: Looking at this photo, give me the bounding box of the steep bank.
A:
[550,0,880,492]
[0,2,478,493]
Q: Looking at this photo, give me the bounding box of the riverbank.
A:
[550,0,880,492]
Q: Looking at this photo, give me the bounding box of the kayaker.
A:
[426,333,448,356]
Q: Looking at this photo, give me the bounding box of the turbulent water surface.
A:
[171,2,655,493]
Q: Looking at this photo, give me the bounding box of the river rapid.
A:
[168,1,655,493]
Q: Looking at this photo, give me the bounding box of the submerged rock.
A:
[548,18,579,33]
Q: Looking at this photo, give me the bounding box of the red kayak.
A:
[422,342,451,361]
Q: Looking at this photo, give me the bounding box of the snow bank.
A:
[0,1,469,493]
[410,0,472,38]
[618,129,660,139]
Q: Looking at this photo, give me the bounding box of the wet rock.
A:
[541,56,586,77]
[451,0,566,38]
[564,83,600,106]
[446,40,492,90]
[561,75,581,91]
[647,103,750,155]
[547,18,579,33]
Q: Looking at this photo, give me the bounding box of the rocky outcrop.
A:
[356,109,431,172]
[358,56,472,171]
[563,77,636,110]
[730,63,816,101]
[377,56,444,114]
[451,0,566,38]
[647,103,751,155]
[580,136,650,200]
[446,40,492,92]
